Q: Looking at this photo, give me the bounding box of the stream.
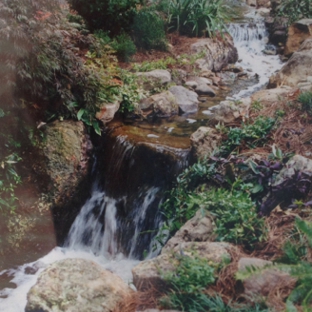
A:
[0,7,282,312]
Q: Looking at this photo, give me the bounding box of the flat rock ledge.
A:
[26,258,135,312]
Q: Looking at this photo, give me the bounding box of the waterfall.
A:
[227,16,281,98]
[63,134,190,260]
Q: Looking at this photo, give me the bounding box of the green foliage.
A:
[160,255,216,312]
[0,0,122,134]
[277,0,312,25]
[221,116,275,154]
[160,255,269,311]
[111,33,137,62]
[165,0,232,37]
[132,8,167,51]
[162,170,266,248]
[298,91,312,116]
[68,0,143,35]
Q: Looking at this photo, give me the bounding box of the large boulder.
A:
[169,86,199,113]
[190,127,222,160]
[43,120,93,206]
[250,87,292,107]
[138,91,178,118]
[284,19,312,56]
[26,258,135,312]
[132,242,231,291]
[136,69,171,91]
[237,257,296,303]
[202,98,251,124]
[191,36,238,72]
[268,39,312,88]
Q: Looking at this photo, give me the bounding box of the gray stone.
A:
[203,98,251,124]
[169,86,199,113]
[133,241,231,291]
[185,80,198,89]
[268,39,312,88]
[191,36,238,72]
[138,91,178,118]
[195,84,216,96]
[162,209,216,252]
[26,259,134,312]
[237,257,296,300]
[273,155,312,187]
[251,87,292,107]
[136,69,171,90]
[190,127,222,160]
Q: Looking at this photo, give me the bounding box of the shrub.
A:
[111,33,137,62]
[68,0,143,35]
[132,8,167,51]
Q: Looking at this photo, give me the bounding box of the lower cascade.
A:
[0,8,284,312]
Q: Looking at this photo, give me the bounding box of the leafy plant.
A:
[298,91,312,116]
[132,8,167,51]
[165,0,232,37]
[221,116,275,154]
[276,0,312,26]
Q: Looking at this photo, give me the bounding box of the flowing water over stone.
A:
[0,8,283,312]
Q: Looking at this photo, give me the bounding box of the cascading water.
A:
[0,7,284,312]
[226,13,282,99]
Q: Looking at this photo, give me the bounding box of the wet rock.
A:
[42,120,93,207]
[133,242,231,291]
[169,86,199,114]
[136,69,171,90]
[195,84,216,96]
[26,259,135,312]
[203,98,251,124]
[237,257,296,301]
[96,102,120,124]
[266,16,288,46]
[268,39,312,88]
[284,19,312,56]
[138,91,178,118]
[162,209,216,252]
[190,127,222,160]
[191,36,238,72]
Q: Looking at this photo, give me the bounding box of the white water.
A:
[0,10,284,312]
[226,12,282,99]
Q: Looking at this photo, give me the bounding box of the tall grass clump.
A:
[165,0,232,37]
